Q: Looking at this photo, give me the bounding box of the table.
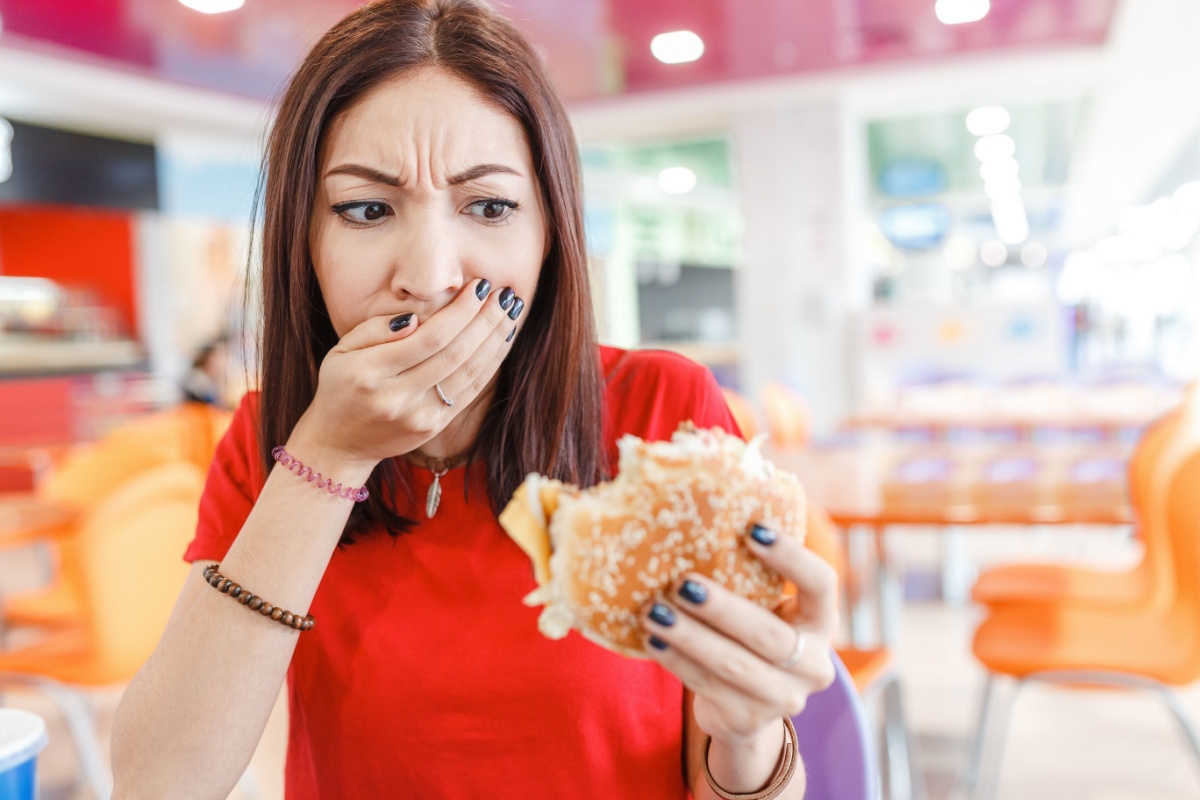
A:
[772,444,1136,646]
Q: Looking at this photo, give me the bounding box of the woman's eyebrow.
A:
[323,163,522,186]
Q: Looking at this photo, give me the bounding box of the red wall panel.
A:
[0,205,138,337]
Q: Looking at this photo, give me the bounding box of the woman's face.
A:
[310,67,548,339]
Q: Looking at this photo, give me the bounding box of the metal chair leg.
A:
[882,677,928,800]
[961,673,1023,800]
[36,678,112,800]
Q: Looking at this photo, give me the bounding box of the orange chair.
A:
[760,382,812,450]
[970,384,1200,612]
[806,504,927,800]
[0,462,205,799]
[962,445,1200,799]
[3,402,231,631]
[721,387,760,440]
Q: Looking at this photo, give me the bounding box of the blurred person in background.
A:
[110,2,837,798]
[180,336,231,409]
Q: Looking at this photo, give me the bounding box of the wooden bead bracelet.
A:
[203,563,315,632]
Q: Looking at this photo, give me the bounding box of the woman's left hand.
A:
[641,522,839,747]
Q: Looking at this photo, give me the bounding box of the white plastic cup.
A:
[0,710,48,800]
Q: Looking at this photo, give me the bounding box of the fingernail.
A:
[750,524,778,546]
[389,313,414,332]
[508,297,525,321]
[678,580,708,605]
[648,635,669,651]
[498,287,515,310]
[649,603,676,627]
[475,279,492,300]
[506,327,516,343]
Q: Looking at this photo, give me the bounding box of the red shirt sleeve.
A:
[183,392,264,564]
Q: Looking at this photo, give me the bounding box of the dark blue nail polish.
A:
[389,313,414,332]
[498,287,515,310]
[508,297,525,321]
[750,524,778,546]
[648,635,669,651]
[679,580,708,605]
[506,327,516,343]
[475,279,492,300]
[649,603,676,627]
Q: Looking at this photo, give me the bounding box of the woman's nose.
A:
[388,216,465,302]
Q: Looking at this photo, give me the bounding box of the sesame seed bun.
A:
[499,422,807,658]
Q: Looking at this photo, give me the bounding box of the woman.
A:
[111,1,838,798]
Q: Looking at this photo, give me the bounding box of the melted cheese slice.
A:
[498,475,563,587]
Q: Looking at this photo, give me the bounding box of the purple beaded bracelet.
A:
[272,445,369,503]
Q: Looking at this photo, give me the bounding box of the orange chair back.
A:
[38,402,230,510]
[720,388,760,440]
[1129,386,1200,611]
[760,382,811,450]
[75,462,205,683]
[1158,446,1200,683]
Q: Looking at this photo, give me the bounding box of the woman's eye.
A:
[333,201,391,224]
[468,198,518,222]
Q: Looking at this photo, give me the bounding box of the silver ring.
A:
[434,383,454,408]
[776,630,807,670]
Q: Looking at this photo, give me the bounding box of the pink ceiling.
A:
[0,0,1119,102]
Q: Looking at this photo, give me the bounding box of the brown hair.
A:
[254,0,605,540]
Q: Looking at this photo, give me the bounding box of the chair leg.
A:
[882,677,928,800]
[34,679,113,800]
[960,674,1023,800]
[1147,683,1200,777]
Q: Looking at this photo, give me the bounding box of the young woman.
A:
[111,2,838,798]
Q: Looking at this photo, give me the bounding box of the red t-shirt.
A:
[184,346,739,799]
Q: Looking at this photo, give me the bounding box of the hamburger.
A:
[499,422,807,658]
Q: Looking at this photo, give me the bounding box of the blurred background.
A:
[2,0,1200,798]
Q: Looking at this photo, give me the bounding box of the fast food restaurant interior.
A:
[2,0,1200,797]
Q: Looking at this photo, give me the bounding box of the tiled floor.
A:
[6,525,1200,799]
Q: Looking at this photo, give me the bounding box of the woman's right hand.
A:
[289,278,523,471]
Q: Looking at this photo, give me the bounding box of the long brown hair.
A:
[255,0,605,540]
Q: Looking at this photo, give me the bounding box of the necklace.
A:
[405,450,471,519]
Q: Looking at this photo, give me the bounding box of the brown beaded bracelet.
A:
[202,563,315,632]
[702,716,799,800]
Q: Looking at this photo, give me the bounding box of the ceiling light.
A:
[657,166,697,194]
[650,31,705,64]
[935,0,991,25]
[980,157,1019,183]
[980,239,1007,267]
[991,197,1029,245]
[984,176,1022,199]
[178,0,245,13]
[966,106,1010,136]
[974,134,1016,162]
[1020,242,1047,268]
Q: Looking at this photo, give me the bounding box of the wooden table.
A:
[771,444,1136,646]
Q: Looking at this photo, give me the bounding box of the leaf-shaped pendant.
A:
[426,470,446,518]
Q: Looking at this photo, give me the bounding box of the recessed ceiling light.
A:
[178,0,245,13]
[984,176,1022,199]
[935,0,991,25]
[650,31,705,64]
[974,134,1016,163]
[980,157,1019,183]
[966,106,1010,136]
[657,166,697,194]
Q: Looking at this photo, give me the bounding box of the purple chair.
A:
[792,651,879,800]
